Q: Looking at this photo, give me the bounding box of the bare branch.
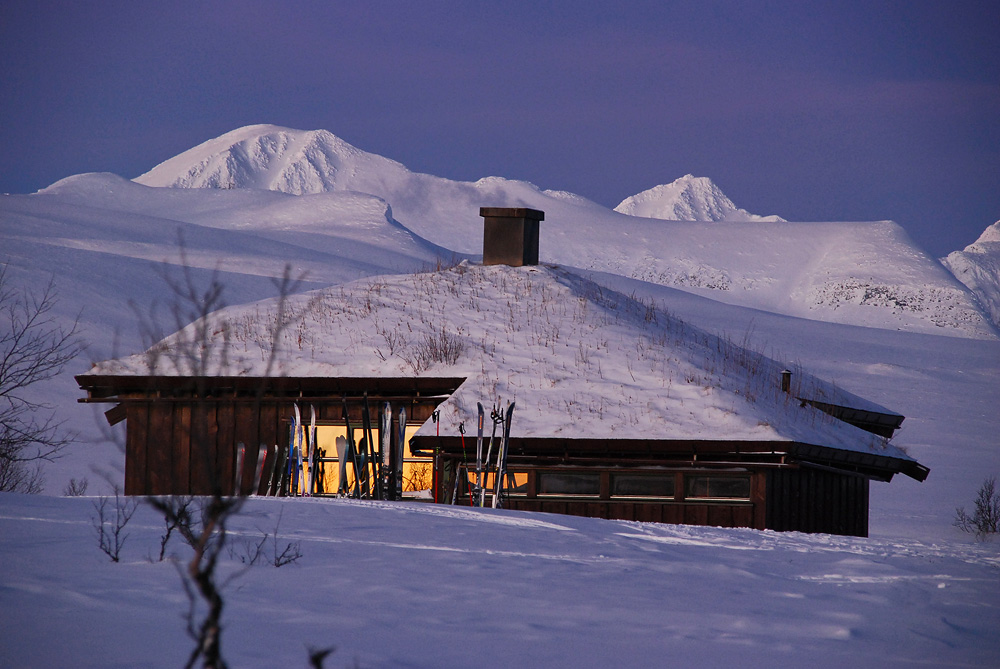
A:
[1,263,84,492]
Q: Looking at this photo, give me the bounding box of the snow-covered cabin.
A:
[77,208,927,537]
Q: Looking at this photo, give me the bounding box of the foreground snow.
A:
[1,493,997,668]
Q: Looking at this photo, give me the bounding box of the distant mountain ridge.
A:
[123,124,997,339]
[614,174,785,222]
[941,221,1000,329]
[137,125,780,223]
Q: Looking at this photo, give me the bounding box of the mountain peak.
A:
[972,220,1000,246]
[134,125,405,194]
[940,220,1000,329]
[615,174,784,222]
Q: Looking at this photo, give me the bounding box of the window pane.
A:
[538,472,600,496]
[611,474,674,498]
[684,476,750,499]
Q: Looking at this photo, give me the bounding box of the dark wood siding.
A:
[507,498,757,529]
[147,403,173,495]
[494,466,761,530]
[462,463,872,537]
[124,403,149,496]
[115,394,445,497]
[215,403,235,495]
[765,468,869,537]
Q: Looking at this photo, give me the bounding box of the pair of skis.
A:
[380,404,406,501]
[284,404,319,497]
[470,401,514,508]
[339,400,405,501]
[233,442,284,497]
[378,403,405,501]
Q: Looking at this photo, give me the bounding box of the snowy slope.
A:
[130,125,995,339]
[941,221,1000,328]
[5,172,456,358]
[614,173,785,222]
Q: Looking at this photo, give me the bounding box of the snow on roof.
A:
[89,263,911,461]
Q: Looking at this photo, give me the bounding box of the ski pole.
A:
[432,410,440,503]
[458,422,473,506]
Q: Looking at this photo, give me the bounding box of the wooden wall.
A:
[124,400,291,496]
[507,499,758,528]
[442,462,871,537]
[764,467,869,537]
[122,398,437,496]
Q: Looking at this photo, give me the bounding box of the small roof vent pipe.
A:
[780,369,792,394]
[480,207,544,267]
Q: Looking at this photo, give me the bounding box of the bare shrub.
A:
[93,485,139,562]
[63,477,89,496]
[955,476,1000,540]
[376,326,407,358]
[1,264,83,493]
[228,509,302,567]
[229,532,268,565]
[154,495,195,561]
[134,246,301,668]
[408,328,465,373]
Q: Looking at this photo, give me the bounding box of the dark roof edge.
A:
[76,374,467,400]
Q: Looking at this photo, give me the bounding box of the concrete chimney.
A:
[480,207,544,267]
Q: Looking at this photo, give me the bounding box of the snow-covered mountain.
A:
[134,125,613,254]
[127,125,996,339]
[136,125,412,195]
[941,221,1000,329]
[614,174,785,222]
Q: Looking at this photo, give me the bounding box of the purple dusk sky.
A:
[1,0,997,257]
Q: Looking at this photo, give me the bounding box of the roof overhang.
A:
[801,399,904,438]
[412,435,929,482]
[76,374,467,402]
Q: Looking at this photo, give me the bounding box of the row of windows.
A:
[518,471,751,501]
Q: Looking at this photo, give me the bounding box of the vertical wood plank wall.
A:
[122,399,433,497]
[125,400,291,496]
[765,468,869,537]
[507,499,759,528]
[500,470,770,531]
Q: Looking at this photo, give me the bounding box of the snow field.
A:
[1,493,997,668]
